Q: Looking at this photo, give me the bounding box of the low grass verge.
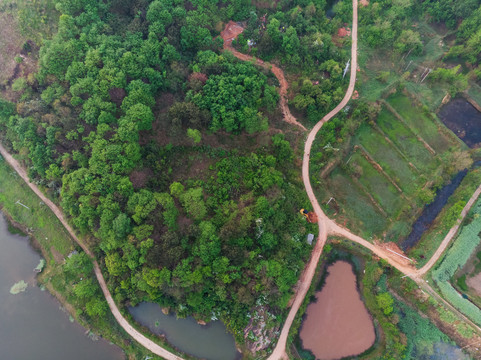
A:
[0,155,73,260]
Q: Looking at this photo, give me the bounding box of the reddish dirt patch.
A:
[50,246,65,263]
[109,87,127,107]
[360,0,369,6]
[220,21,245,47]
[129,168,153,189]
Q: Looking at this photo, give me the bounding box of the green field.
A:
[354,125,420,194]
[327,170,387,237]
[376,106,436,171]
[350,152,403,216]
[316,92,466,242]
[387,93,454,153]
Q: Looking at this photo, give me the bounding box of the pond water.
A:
[299,261,375,360]
[0,214,124,360]
[400,169,468,250]
[129,302,239,360]
[439,98,481,148]
[326,0,340,18]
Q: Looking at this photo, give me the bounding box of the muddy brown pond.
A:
[300,261,375,360]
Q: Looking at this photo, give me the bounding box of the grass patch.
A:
[457,274,468,292]
[354,124,420,195]
[0,156,73,260]
[387,93,454,153]
[467,83,481,108]
[327,169,387,238]
[376,106,435,171]
[350,152,404,216]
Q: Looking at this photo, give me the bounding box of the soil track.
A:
[0,144,184,360]
[221,21,307,131]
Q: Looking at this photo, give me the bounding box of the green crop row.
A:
[432,198,481,325]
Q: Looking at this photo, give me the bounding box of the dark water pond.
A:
[439,98,481,148]
[0,214,124,360]
[129,302,239,360]
[401,169,468,250]
[326,0,340,18]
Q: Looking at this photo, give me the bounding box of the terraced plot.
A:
[387,94,454,153]
[328,169,387,236]
[376,107,437,172]
[354,124,420,195]
[350,152,403,216]
[318,91,467,240]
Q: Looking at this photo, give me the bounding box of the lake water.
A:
[299,261,375,360]
[0,214,124,360]
[129,302,239,360]
[439,98,481,148]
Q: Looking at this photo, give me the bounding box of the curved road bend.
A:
[0,144,184,360]
[266,1,360,358]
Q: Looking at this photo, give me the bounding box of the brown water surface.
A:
[299,261,375,360]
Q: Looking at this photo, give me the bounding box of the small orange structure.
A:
[300,209,318,223]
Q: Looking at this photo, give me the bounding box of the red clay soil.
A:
[221,21,307,131]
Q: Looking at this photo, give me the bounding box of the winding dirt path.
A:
[266,2,360,358]
[0,144,184,360]
[221,21,307,131]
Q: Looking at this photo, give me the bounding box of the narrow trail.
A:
[220,21,307,131]
[0,144,184,360]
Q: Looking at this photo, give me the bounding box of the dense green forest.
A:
[0,0,344,349]
[1,0,481,356]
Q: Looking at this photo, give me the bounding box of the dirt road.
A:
[221,21,307,131]
[0,144,184,360]
[266,1,359,358]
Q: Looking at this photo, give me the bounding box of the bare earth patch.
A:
[0,12,37,101]
[467,272,481,297]
[0,13,24,85]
